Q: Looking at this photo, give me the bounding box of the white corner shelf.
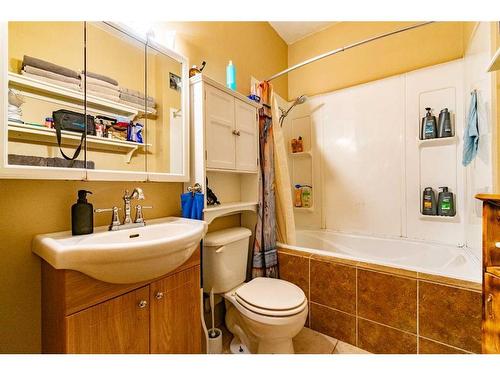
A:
[8,72,154,117]
[289,151,312,157]
[203,201,258,224]
[417,136,458,148]
[8,122,150,163]
[419,214,459,222]
[294,206,314,212]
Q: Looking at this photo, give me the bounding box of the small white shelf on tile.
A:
[8,122,149,163]
[417,136,458,148]
[8,72,154,117]
[419,214,458,222]
[203,201,258,224]
[289,151,312,157]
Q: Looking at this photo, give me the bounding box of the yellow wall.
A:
[287,22,472,99]
[0,21,287,353]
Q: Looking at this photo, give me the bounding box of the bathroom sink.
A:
[32,217,208,284]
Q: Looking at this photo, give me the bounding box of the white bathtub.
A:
[277,229,482,284]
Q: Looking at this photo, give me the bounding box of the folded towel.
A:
[462,90,479,166]
[118,99,157,115]
[84,75,119,90]
[85,83,120,97]
[120,87,154,102]
[23,65,81,85]
[22,55,80,80]
[83,71,119,86]
[21,71,81,91]
[119,92,155,107]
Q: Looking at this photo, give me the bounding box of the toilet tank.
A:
[203,227,252,294]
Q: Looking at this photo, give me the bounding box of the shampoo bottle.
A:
[301,185,313,208]
[437,108,453,138]
[422,187,437,215]
[226,60,236,90]
[421,107,437,140]
[294,185,302,207]
[437,187,455,216]
[72,190,93,235]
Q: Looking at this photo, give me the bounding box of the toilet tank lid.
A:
[204,227,252,247]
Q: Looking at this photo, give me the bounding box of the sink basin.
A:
[33,217,208,284]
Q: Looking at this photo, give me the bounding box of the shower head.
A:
[279,94,308,126]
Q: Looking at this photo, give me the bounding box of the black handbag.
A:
[52,110,96,160]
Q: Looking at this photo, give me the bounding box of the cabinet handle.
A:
[138,300,148,309]
[487,294,494,319]
[232,130,241,136]
[155,291,164,300]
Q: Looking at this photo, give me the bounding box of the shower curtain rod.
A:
[266,21,435,82]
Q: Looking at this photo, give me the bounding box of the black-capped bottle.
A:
[72,190,93,235]
[421,107,437,140]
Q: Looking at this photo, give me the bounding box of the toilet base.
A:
[230,336,250,354]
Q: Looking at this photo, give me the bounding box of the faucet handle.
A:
[134,204,153,224]
[95,206,121,231]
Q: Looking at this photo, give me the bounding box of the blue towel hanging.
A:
[181,192,194,219]
[462,90,479,166]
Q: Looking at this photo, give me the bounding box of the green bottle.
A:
[437,187,455,216]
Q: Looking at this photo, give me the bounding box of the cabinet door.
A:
[484,272,500,354]
[235,99,258,172]
[65,286,150,354]
[150,266,202,354]
[205,85,236,169]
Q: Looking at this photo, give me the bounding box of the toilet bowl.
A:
[224,277,308,354]
[203,227,308,354]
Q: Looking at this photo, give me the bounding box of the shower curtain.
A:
[251,81,296,278]
[252,81,278,278]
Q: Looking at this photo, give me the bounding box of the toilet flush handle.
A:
[215,246,226,254]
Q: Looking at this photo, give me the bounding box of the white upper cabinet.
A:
[202,80,258,173]
[0,22,190,181]
[205,85,236,170]
[234,99,258,171]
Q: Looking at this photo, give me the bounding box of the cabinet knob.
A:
[138,300,148,309]
[487,293,494,319]
[155,291,164,300]
[232,130,241,136]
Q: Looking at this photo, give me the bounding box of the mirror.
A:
[3,21,188,181]
[7,22,87,171]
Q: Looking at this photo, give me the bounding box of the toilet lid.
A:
[235,278,306,314]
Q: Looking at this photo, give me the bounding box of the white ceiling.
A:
[268,22,336,45]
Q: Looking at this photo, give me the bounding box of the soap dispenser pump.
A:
[421,107,437,140]
[72,190,93,235]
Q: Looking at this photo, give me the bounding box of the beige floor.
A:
[219,326,370,354]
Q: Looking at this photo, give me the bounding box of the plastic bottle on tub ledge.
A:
[301,185,312,208]
[437,187,456,216]
[294,185,302,207]
[420,107,437,140]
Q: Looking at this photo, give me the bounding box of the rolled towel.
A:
[86,90,121,103]
[83,71,119,86]
[21,71,80,91]
[23,65,81,85]
[22,55,80,79]
[85,75,119,90]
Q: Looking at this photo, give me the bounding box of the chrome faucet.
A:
[95,188,152,231]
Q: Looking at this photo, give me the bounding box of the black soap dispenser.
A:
[437,108,453,138]
[437,187,456,217]
[420,107,437,140]
[72,190,93,235]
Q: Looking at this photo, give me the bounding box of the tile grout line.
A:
[419,335,473,354]
[416,279,420,354]
[355,267,359,347]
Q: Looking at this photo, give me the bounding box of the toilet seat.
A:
[228,278,307,318]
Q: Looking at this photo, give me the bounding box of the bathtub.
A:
[277,229,482,284]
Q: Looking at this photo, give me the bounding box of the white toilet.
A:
[203,227,308,354]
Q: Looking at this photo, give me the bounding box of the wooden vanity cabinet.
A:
[476,194,500,353]
[42,247,201,354]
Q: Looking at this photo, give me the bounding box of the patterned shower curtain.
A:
[252,81,278,278]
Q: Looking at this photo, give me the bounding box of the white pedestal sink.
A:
[32,217,208,284]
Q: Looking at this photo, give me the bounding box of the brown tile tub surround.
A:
[276,247,481,354]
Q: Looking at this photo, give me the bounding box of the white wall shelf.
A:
[293,206,314,212]
[417,136,458,148]
[418,214,459,222]
[203,201,258,224]
[8,122,149,163]
[8,72,155,117]
[289,151,312,157]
